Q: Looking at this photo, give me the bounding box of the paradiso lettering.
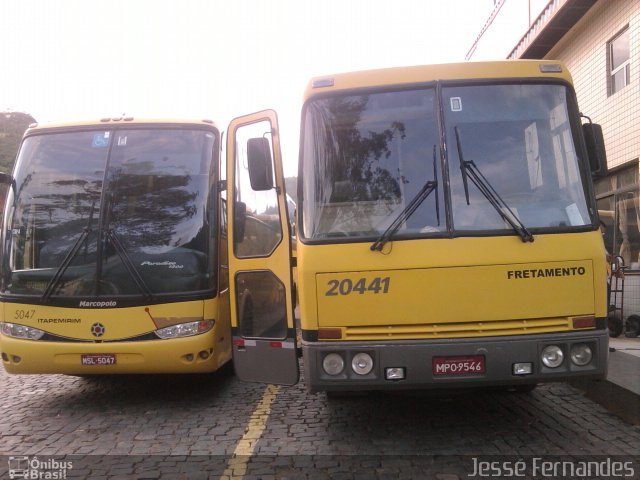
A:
[506,267,586,280]
[140,261,184,269]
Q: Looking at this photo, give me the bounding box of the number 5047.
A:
[325,277,390,296]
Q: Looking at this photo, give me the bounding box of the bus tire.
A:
[608,310,624,337]
[326,390,367,399]
[624,314,640,338]
[240,297,254,338]
[506,384,537,393]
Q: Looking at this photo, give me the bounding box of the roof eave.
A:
[509,0,598,59]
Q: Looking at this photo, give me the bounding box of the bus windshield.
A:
[3,127,217,300]
[301,82,593,241]
[444,83,592,233]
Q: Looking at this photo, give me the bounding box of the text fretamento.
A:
[507,266,586,280]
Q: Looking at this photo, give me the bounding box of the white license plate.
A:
[81,354,116,366]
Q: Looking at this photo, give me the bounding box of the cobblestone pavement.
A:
[0,364,639,479]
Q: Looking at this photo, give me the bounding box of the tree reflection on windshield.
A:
[3,127,217,299]
[302,89,442,239]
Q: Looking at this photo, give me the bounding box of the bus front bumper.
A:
[303,330,609,393]
[0,333,224,374]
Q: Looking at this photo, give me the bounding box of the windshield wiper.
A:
[102,193,154,299]
[42,201,96,300]
[371,146,440,251]
[454,126,534,243]
[104,229,154,299]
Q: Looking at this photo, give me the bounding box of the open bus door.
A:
[226,110,299,385]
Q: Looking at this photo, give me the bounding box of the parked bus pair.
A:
[0,60,609,394]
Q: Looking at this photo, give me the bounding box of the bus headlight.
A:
[322,353,345,376]
[155,320,214,339]
[570,344,593,366]
[0,322,45,340]
[351,352,374,375]
[541,345,564,368]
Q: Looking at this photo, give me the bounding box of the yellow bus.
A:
[227,60,609,393]
[0,118,232,374]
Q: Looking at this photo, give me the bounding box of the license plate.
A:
[432,355,485,376]
[81,354,116,366]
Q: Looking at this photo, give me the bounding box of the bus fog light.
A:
[322,353,345,376]
[352,352,374,375]
[541,345,564,368]
[0,322,45,340]
[385,367,405,380]
[570,344,592,366]
[513,362,533,375]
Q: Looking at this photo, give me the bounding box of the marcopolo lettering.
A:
[78,300,117,308]
[507,266,586,280]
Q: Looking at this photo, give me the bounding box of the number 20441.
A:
[325,277,390,296]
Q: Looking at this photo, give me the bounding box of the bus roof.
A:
[24,117,220,136]
[304,60,573,99]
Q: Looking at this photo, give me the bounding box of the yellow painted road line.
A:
[220,384,280,479]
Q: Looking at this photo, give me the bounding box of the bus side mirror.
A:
[247,138,274,191]
[234,201,247,244]
[582,123,608,179]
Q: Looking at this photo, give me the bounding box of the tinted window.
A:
[3,128,217,298]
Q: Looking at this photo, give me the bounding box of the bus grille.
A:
[341,317,572,340]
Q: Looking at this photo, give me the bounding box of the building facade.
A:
[469,0,640,271]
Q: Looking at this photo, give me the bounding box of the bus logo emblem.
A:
[8,456,29,479]
[91,323,105,337]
